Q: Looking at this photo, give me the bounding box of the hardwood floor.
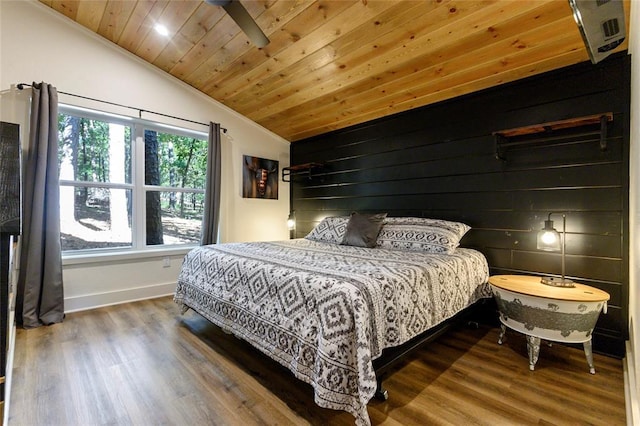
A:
[9,296,625,425]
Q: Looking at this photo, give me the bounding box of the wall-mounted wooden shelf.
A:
[493,113,613,160]
[282,162,324,182]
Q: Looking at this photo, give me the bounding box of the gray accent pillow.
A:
[305,216,349,244]
[341,212,388,248]
[376,217,471,254]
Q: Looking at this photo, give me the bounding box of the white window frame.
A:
[58,104,208,262]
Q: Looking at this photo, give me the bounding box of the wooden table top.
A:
[488,275,610,302]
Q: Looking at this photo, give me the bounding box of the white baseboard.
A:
[625,341,640,426]
[64,282,176,313]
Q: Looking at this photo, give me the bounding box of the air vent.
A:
[602,18,620,37]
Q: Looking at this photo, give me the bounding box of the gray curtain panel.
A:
[16,82,64,328]
[200,122,222,245]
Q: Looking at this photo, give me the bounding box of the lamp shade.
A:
[537,218,561,251]
[287,210,296,240]
[536,213,574,287]
[287,211,296,231]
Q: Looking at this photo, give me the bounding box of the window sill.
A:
[62,246,195,266]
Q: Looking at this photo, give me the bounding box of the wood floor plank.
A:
[9,296,625,425]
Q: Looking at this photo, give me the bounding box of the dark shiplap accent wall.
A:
[290,53,630,358]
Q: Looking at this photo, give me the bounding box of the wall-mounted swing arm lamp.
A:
[537,212,575,287]
[287,210,296,238]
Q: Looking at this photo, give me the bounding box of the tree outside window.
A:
[57,108,207,253]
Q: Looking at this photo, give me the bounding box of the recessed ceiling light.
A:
[154,24,169,37]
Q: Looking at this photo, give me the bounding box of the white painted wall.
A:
[628,0,640,423]
[0,0,290,312]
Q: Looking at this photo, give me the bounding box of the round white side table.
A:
[489,274,610,374]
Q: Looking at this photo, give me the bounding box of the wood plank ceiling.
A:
[39,0,630,142]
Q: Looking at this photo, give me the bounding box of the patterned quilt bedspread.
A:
[174,238,490,425]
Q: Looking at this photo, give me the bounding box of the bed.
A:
[174,215,491,425]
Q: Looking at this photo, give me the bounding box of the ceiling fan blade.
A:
[205,0,269,48]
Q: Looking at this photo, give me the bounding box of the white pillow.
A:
[304,216,349,244]
[376,217,471,254]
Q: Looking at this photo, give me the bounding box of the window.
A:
[57,105,208,253]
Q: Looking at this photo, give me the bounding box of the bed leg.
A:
[375,379,389,401]
[180,304,190,315]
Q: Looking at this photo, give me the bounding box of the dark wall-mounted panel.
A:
[291,53,630,358]
[0,122,21,234]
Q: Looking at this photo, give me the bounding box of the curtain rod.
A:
[16,83,227,133]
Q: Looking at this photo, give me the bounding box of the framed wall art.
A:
[242,155,278,199]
